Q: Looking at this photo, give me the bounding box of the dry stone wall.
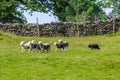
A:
[0,17,120,37]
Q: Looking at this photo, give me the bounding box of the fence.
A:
[0,17,120,37]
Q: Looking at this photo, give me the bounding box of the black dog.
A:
[88,44,100,50]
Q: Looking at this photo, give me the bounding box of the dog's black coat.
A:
[88,44,100,49]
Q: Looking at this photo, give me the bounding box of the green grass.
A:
[0,31,120,80]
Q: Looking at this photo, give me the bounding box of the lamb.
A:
[88,44,100,50]
[30,40,39,50]
[20,40,41,52]
[58,39,69,50]
[20,41,31,52]
[54,42,64,51]
[38,41,50,52]
[54,39,69,51]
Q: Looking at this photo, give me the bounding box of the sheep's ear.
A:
[54,42,56,45]
[38,41,42,43]
[58,39,62,43]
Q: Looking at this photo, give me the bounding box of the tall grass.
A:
[0,31,120,80]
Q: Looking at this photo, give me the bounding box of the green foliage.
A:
[65,0,106,22]
[0,31,120,79]
[0,0,27,23]
[0,0,120,23]
[0,0,53,23]
[50,0,69,21]
[97,0,120,17]
[0,0,69,23]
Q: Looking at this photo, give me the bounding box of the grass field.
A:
[0,31,120,80]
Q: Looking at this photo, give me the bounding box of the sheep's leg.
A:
[47,49,49,52]
[65,47,68,51]
[46,49,48,53]
[40,48,44,53]
[46,49,49,52]
[38,46,42,53]
[28,48,32,52]
[42,48,44,52]
[39,49,42,53]
[61,48,64,52]
[48,47,50,52]
[21,47,25,52]
[28,49,30,52]
[64,47,66,51]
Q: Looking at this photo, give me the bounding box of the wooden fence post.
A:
[113,17,115,33]
[36,18,40,37]
[84,15,86,26]
[76,13,79,37]
[95,15,97,22]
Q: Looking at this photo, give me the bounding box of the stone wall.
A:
[0,17,120,37]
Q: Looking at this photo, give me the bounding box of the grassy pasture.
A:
[0,31,120,80]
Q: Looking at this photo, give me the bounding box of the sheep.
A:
[58,39,69,51]
[28,40,45,52]
[30,40,39,50]
[54,42,64,51]
[20,40,41,52]
[54,40,69,52]
[88,44,100,50]
[38,41,50,52]
[20,41,31,52]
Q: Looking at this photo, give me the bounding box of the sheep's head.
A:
[38,41,42,44]
[20,41,25,46]
[27,41,31,45]
[54,42,57,46]
[58,39,63,43]
[31,40,35,43]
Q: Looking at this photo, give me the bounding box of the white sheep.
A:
[58,39,69,51]
[20,40,41,52]
[54,40,69,52]
[38,41,50,52]
[20,41,31,52]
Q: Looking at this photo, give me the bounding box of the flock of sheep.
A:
[20,38,101,53]
[20,39,69,52]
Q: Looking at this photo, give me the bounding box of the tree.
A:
[50,0,69,21]
[97,0,120,17]
[0,0,111,23]
[65,0,106,22]
[0,0,69,23]
[0,1,26,23]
